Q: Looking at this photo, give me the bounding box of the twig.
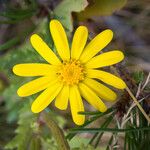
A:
[121,98,145,128]
[125,86,150,123]
[111,66,150,124]
[135,82,142,98]
[141,72,150,91]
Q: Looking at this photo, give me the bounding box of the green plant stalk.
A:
[106,134,113,150]
[69,127,150,133]
[89,116,111,145]
[42,111,70,150]
[89,132,98,145]
[94,115,114,148]
[66,108,114,140]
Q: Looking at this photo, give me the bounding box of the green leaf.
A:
[53,0,88,32]
[2,83,23,122]
[78,0,127,20]
[0,37,20,51]
[5,101,38,150]
[0,19,49,74]
[0,1,37,23]
[0,9,35,20]
[43,111,70,150]
[132,71,144,84]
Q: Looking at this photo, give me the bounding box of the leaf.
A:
[0,0,37,23]
[78,0,127,20]
[0,19,51,122]
[2,84,23,122]
[5,101,38,150]
[0,19,49,74]
[132,71,144,84]
[5,103,67,150]
[42,111,70,150]
[53,0,88,32]
[0,37,20,51]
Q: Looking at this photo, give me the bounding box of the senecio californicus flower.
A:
[13,20,126,125]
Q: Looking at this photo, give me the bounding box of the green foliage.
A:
[5,103,67,150]
[70,136,104,150]
[1,0,149,149]
[5,101,38,150]
[0,0,37,52]
[0,0,37,24]
[2,84,23,122]
[67,105,150,149]
[78,0,127,20]
[0,19,51,123]
[132,71,144,84]
[53,0,88,32]
[43,111,69,150]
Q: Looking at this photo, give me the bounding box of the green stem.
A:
[69,127,150,133]
[66,108,114,140]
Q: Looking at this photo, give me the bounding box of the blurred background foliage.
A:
[0,0,150,149]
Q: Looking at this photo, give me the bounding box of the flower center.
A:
[57,60,85,85]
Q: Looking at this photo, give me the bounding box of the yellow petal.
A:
[31,82,63,113]
[79,29,113,63]
[55,85,69,110]
[79,83,107,112]
[86,50,124,68]
[30,34,61,65]
[71,26,88,60]
[87,69,126,89]
[70,85,85,125]
[83,78,117,101]
[50,20,70,61]
[17,76,57,97]
[13,63,57,77]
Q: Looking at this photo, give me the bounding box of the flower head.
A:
[13,20,126,125]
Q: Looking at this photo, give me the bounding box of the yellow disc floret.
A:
[57,60,85,85]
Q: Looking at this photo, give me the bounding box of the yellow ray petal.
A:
[83,78,117,101]
[86,50,124,68]
[70,85,85,125]
[30,34,61,65]
[79,83,107,112]
[79,29,113,63]
[31,82,63,113]
[50,20,70,61]
[13,63,57,77]
[87,69,126,89]
[71,26,88,60]
[55,85,69,110]
[17,76,57,97]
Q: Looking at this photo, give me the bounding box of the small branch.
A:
[141,72,150,91]
[111,66,150,124]
[125,86,150,123]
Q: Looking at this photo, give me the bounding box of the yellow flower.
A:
[13,20,126,125]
